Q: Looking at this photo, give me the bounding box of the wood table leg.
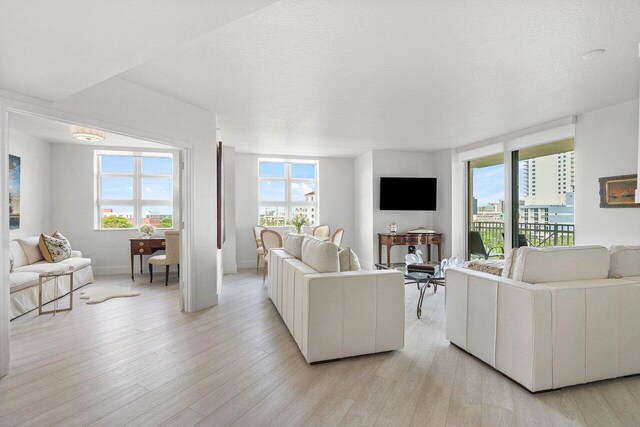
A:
[437,242,442,262]
[386,243,392,265]
[131,253,134,280]
[378,238,382,264]
[140,254,143,274]
[427,244,432,262]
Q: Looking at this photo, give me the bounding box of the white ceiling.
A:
[0,0,279,101]
[120,0,640,156]
[9,113,170,149]
[2,1,640,157]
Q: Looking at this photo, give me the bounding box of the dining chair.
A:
[253,225,266,271]
[331,228,345,246]
[149,230,180,286]
[312,225,330,240]
[260,229,282,282]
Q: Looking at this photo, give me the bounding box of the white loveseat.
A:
[268,235,405,363]
[446,245,640,392]
[10,236,94,319]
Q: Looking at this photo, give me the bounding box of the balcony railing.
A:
[470,221,575,254]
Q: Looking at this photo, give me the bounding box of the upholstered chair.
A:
[312,225,330,240]
[254,225,266,270]
[331,228,345,246]
[149,230,180,286]
[260,229,282,282]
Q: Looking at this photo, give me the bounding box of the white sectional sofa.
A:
[446,245,640,392]
[267,235,405,363]
[10,236,94,319]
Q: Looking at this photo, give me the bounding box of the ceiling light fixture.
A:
[70,125,106,142]
[582,49,606,60]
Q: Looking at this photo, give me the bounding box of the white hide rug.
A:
[79,286,141,304]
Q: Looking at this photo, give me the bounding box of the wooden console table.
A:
[378,233,443,265]
[130,237,166,280]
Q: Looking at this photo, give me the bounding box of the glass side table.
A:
[39,271,73,315]
[375,263,445,319]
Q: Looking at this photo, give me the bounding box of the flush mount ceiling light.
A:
[582,49,606,60]
[70,125,106,142]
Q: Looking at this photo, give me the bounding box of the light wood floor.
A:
[3,270,640,426]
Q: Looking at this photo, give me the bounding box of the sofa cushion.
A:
[282,233,305,260]
[59,257,91,271]
[512,245,610,284]
[14,261,69,275]
[301,236,340,273]
[501,248,518,279]
[338,247,361,272]
[10,240,28,268]
[39,232,72,263]
[609,245,640,278]
[9,272,40,293]
[17,237,44,264]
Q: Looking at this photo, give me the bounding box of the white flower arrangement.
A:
[139,224,156,237]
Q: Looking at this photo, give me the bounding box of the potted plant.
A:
[289,213,309,234]
[139,224,156,238]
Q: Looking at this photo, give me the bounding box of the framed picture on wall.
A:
[9,154,20,230]
[598,174,640,208]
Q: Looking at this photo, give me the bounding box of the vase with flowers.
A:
[139,224,156,238]
[289,213,309,234]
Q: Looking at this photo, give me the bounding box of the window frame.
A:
[257,158,319,226]
[95,150,179,230]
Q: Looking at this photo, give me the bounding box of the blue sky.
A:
[473,162,527,206]
[101,156,172,200]
[259,161,316,201]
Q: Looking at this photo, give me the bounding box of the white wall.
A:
[575,98,640,246]
[8,129,52,239]
[234,153,355,269]
[354,151,374,267]
[432,149,454,259]
[49,143,179,275]
[353,150,441,268]
[371,150,435,264]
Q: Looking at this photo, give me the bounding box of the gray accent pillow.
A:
[9,251,14,273]
[338,247,361,272]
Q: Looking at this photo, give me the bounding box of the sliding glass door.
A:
[514,139,575,248]
[467,154,505,260]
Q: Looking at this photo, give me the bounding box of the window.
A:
[258,159,318,226]
[95,151,178,230]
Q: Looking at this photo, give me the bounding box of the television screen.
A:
[379,177,437,211]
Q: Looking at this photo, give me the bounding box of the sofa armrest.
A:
[445,267,553,391]
[70,250,83,258]
[301,270,405,363]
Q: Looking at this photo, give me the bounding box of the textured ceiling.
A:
[0,0,279,101]
[1,1,639,156]
[120,0,640,156]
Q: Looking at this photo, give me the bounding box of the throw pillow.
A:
[338,247,361,272]
[501,248,518,279]
[39,231,72,263]
[9,251,14,273]
[282,233,305,260]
